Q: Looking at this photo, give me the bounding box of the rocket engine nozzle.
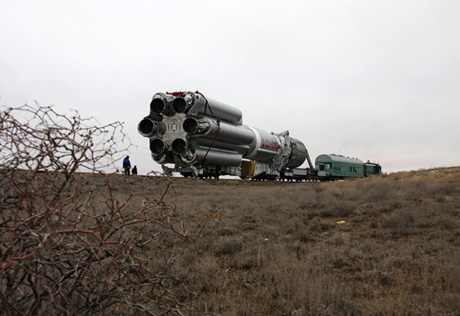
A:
[150,138,169,156]
[183,118,210,134]
[150,98,165,114]
[172,97,188,113]
[172,138,188,155]
[172,92,196,113]
[150,94,175,116]
[138,118,165,137]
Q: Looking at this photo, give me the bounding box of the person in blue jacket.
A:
[123,156,131,175]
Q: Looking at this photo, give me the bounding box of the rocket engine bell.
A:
[138,91,308,176]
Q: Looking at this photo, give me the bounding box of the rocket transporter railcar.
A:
[137,91,381,181]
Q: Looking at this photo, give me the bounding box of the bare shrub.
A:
[0,104,206,315]
[0,103,126,174]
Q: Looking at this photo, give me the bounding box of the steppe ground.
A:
[83,167,460,315]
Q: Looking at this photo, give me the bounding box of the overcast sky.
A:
[1,0,459,174]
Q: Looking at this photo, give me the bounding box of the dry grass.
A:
[8,167,460,315]
[164,167,460,315]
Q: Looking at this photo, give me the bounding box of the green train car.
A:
[364,160,382,176]
[315,154,364,179]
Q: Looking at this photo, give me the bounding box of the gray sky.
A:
[1,0,459,174]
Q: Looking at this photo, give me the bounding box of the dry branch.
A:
[0,103,206,315]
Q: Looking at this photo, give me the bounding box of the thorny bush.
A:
[0,104,207,315]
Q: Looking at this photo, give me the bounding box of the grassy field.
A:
[3,167,460,315]
[90,167,460,315]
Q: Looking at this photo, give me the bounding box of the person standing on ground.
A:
[123,156,131,175]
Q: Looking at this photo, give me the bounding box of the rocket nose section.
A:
[287,138,308,168]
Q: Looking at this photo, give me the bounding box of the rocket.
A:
[138,91,310,177]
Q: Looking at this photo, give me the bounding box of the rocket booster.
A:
[138,91,308,173]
